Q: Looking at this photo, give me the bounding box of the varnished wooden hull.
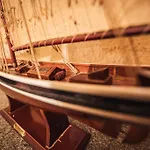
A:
[1,64,150,147]
[0,71,150,125]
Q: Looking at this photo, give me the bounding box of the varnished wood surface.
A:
[1,80,150,126]
[0,64,150,146]
[9,63,141,86]
[0,81,149,145]
[1,64,150,125]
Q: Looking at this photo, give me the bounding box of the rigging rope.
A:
[2,0,15,46]
[56,0,78,74]
[18,0,41,79]
[0,27,5,71]
[7,0,21,47]
[0,48,5,71]
[37,0,78,74]
[45,0,48,19]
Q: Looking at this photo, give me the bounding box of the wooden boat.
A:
[0,0,150,149]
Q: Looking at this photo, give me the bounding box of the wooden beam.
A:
[0,0,17,67]
[12,24,150,52]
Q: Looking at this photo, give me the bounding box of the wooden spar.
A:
[0,33,9,72]
[0,39,5,71]
[0,0,17,67]
[12,24,150,52]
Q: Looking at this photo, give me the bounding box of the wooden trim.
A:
[12,24,150,52]
[1,81,150,126]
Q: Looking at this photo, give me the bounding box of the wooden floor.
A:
[0,90,150,150]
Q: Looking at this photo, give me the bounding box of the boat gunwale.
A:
[0,71,150,102]
[1,80,150,126]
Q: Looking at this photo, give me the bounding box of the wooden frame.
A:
[0,95,90,150]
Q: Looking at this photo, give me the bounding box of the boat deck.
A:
[6,64,138,87]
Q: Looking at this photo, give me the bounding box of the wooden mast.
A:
[0,0,17,67]
[0,33,9,72]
